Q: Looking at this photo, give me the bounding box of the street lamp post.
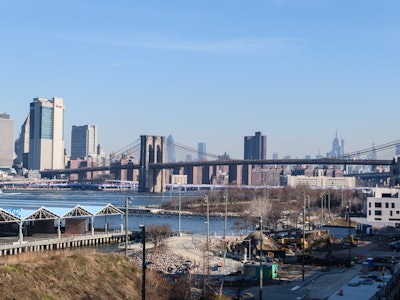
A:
[125,197,129,257]
[178,185,182,236]
[327,191,331,220]
[302,193,306,282]
[125,197,133,257]
[139,225,146,300]
[204,195,210,276]
[307,195,311,231]
[223,192,228,269]
[320,192,325,226]
[259,216,263,300]
[348,201,352,261]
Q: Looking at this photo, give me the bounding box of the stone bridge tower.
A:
[139,135,166,193]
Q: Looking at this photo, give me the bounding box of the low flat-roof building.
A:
[286,175,356,188]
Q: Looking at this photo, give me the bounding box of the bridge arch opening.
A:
[156,145,162,163]
[148,145,154,164]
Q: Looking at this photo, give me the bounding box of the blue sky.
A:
[1,0,399,160]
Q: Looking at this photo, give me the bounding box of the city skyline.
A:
[1,1,400,159]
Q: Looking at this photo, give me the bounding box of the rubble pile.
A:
[130,247,199,274]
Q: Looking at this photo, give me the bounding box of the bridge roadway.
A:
[41,158,394,177]
[0,230,126,257]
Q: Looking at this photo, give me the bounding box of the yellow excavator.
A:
[289,238,313,261]
[342,234,358,248]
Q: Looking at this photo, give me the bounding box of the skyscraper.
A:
[198,142,206,161]
[0,113,14,168]
[244,131,267,160]
[71,125,98,160]
[28,97,65,170]
[396,143,400,156]
[14,114,30,169]
[166,135,176,163]
[327,131,344,158]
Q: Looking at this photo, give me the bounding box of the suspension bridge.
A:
[40,135,400,192]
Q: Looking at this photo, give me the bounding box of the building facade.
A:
[0,113,14,168]
[71,125,98,160]
[367,188,400,224]
[286,174,356,188]
[198,142,206,161]
[327,131,344,158]
[244,131,267,160]
[14,114,30,169]
[28,97,65,171]
[166,135,176,163]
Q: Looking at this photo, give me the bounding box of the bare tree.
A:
[146,224,173,250]
[248,190,272,229]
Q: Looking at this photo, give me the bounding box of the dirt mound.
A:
[244,231,281,250]
[376,226,400,236]
[306,230,338,247]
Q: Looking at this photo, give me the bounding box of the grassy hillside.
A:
[0,250,174,300]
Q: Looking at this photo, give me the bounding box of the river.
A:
[0,189,243,236]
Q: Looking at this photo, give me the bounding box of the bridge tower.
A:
[139,135,166,193]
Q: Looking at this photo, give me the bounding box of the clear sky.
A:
[1,0,400,160]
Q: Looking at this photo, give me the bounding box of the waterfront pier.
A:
[0,231,127,257]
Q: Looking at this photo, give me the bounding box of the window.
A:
[391,211,393,216]
[369,202,371,208]
[368,210,371,216]
[386,203,389,208]
[375,203,382,208]
[375,210,382,216]
[392,203,396,209]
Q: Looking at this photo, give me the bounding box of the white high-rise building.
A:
[0,113,14,168]
[71,125,98,160]
[28,97,65,170]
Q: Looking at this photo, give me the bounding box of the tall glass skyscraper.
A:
[71,125,98,160]
[0,113,14,168]
[28,97,65,170]
[166,135,176,163]
[198,142,206,161]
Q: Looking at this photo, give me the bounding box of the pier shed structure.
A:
[0,204,124,242]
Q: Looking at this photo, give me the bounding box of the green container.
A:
[243,263,279,280]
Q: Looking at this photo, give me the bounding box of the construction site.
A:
[204,226,400,299]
